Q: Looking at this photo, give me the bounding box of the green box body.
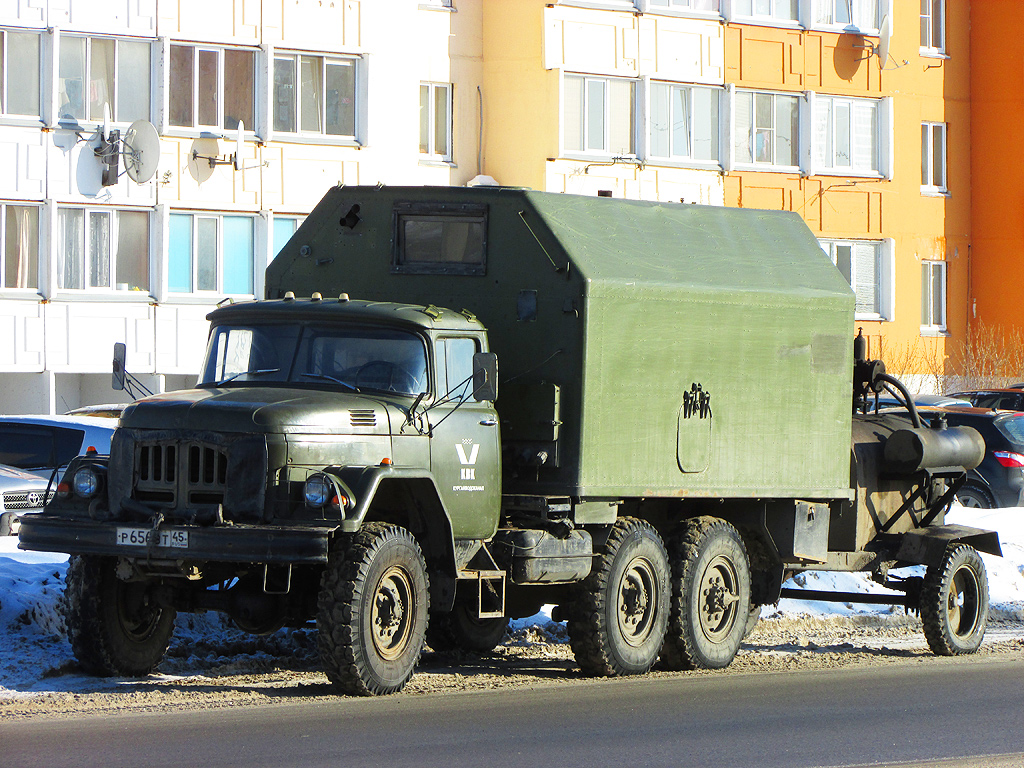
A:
[266,186,855,502]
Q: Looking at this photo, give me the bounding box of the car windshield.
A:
[199,323,429,395]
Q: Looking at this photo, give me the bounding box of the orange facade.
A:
[725,1,971,380]
[970,0,1024,332]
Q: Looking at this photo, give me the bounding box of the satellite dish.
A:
[122,120,160,184]
[877,15,891,68]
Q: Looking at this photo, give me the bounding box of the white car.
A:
[0,414,117,535]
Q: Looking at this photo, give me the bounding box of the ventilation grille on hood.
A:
[350,409,377,427]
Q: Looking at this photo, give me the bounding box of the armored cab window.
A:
[392,202,487,275]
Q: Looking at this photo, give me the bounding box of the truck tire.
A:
[63,555,176,677]
[317,522,430,695]
[567,517,669,677]
[427,601,509,653]
[661,517,751,671]
[920,543,989,656]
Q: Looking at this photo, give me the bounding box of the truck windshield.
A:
[199,324,429,395]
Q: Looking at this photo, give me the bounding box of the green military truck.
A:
[19,186,1000,695]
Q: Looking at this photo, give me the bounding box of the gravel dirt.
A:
[3,612,1023,722]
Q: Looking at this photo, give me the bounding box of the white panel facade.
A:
[544,6,640,77]
[265,0,361,52]
[0,128,46,199]
[51,0,157,36]
[44,300,154,371]
[546,162,724,205]
[154,304,212,375]
[638,16,725,84]
[157,0,259,44]
[0,299,44,371]
[0,0,45,26]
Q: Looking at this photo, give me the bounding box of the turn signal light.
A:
[380,458,392,466]
[993,451,1024,468]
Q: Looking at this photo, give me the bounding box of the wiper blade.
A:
[215,368,281,387]
[300,373,360,393]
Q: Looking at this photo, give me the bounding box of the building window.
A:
[813,96,879,175]
[814,0,878,30]
[734,90,799,168]
[58,36,151,123]
[419,82,452,161]
[169,45,254,131]
[272,216,303,256]
[273,54,357,138]
[732,0,797,21]
[921,260,946,332]
[647,0,720,12]
[921,0,945,53]
[649,83,719,163]
[1,204,39,290]
[820,239,891,321]
[1,30,41,117]
[564,75,636,156]
[921,122,947,193]
[168,213,254,294]
[56,208,149,291]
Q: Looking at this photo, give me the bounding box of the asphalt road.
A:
[4,657,1024,768]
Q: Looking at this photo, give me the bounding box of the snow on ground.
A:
[2,504,1023,700]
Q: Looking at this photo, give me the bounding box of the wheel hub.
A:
[698,555,740,642]
[371,566,414,660]
[616,558,658,648]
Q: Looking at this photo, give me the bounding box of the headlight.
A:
[304,474,333,508]
[73,467,101,499]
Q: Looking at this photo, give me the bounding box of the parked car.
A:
[900,406,1024,508]
[65,403,128,419]
[871,393,971,410]
[0,414,117,534]
[0,463,54,536]
[947,388,1024,411]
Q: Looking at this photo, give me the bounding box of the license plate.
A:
[115,526,189,549]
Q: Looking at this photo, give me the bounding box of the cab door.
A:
[428,335,501,539]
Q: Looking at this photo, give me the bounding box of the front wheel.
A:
[63,555,176,677]
[318,523,430,695]
[920,543,989,655]
[567,517,669,677]
[661,517,751,671]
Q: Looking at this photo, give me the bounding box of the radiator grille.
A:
[134,440,228,506]
[2,489,54,510]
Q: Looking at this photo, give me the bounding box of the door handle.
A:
[479,418,498,426]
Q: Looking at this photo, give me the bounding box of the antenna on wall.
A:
[192,120,246,170]
[875,16,906,70]
[93,104,160,186]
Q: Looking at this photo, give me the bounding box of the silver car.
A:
[0,415,117,535]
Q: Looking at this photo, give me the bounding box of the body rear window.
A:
[996,415,1024,445]
[0,425,84,470]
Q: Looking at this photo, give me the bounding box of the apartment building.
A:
[0,0,972,413]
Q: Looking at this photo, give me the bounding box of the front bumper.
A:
[17,514,333,565]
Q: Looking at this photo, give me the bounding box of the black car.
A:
[947,388,1024,411]
[903,406,1024,508]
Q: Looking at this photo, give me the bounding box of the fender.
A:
[893,523,1002,567]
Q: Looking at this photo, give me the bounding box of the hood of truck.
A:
[120,387,401,435]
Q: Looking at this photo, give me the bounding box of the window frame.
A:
[640,0,721,16]
[819,238,893,322]
[812,0,880,33]
[1,29,43,119]
[0,202,41,293]
[168,43,256,133]
[419,81,453,163]
[56,34,152,126]
[55,206,151,294]
[921,121,948,195]
[168,211,257,296]
[920,260,947,333]
[920,0,945,55]
[813,94,881,177]
[733,88,801,171]
[648,81,722,167]
[273,52,359,141]
[729,0,798,23]
[562,73,638,159]
[392,201,488,277]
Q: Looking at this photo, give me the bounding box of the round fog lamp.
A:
[73,467,100,499]
[304,474,332,508]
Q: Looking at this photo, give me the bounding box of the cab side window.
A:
[435,337,478,399]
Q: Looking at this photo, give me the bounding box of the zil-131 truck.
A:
[19,186,1000,695]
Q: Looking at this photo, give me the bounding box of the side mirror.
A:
[112,342,127,391]
[472,352,498,402]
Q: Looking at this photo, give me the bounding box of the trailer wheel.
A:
[64,555,176,677]
[661,517,751,670]
[427,601,509,653]
[920,543,989,656]
[317,522,429,695]
[567,517,669,677]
